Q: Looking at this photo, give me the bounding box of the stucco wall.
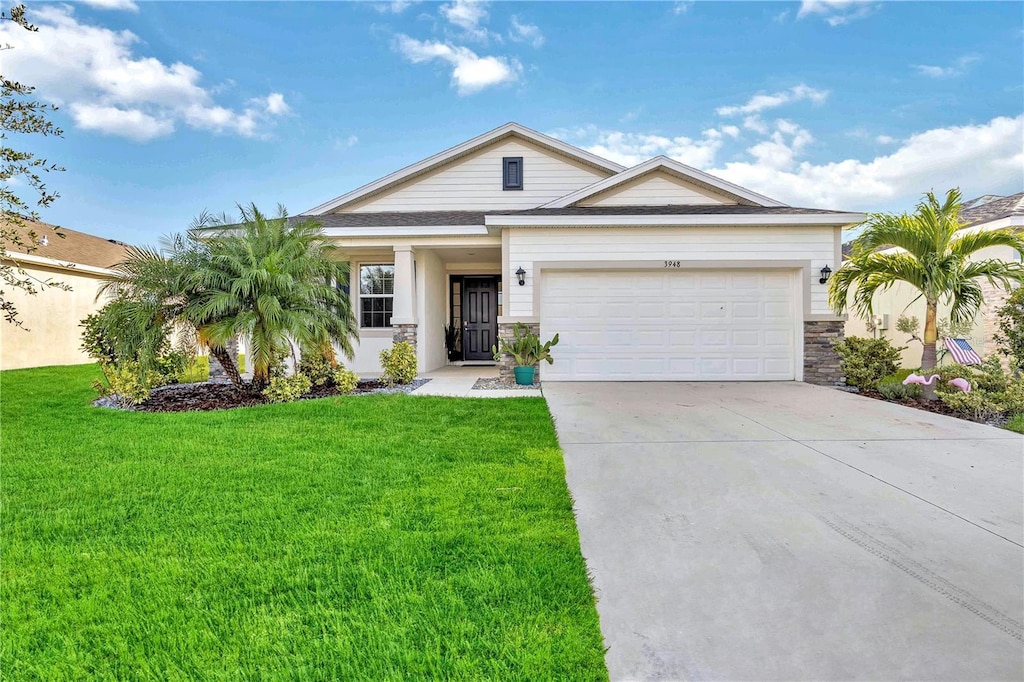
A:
[416,249,448,373]
[0,262,111,370]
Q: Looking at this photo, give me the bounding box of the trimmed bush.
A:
[939,390,1007,423]
[877,378,922,401]
[333,368,359,394]
[94,362,152,407]
[380,342,417,386]
[262,374,312,404]
[832,336,905,390]
[935,359,1007,395]
[298,352,336,387]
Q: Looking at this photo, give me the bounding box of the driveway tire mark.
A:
[820,514,1024,642]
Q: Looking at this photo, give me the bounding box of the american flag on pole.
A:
[943,338,982,365]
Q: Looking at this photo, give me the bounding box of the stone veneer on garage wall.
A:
[392,323,417,349]
[803,320,845,386]
[496,321,540,383]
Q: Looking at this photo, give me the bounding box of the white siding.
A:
[341,139,610,213]
[507,226,836,317]
[579,172,735,207]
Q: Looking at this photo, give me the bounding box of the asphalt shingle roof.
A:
[2,218,129,269]
[960,192,1024,227]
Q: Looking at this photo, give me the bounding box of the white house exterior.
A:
[844,192,1024,367]
[303,123,863,383]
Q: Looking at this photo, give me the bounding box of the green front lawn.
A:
[1,365,606,680]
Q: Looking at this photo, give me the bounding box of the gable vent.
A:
[503,156,523,190]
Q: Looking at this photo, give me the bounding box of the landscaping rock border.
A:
[471,377,540,391]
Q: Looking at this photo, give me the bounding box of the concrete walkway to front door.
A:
[411,365,543,398]
[544,381,1024,681]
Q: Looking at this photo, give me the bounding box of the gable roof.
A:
[960,191,1024,227]
[2,218,129,270]
[302,122,627,216]
[539,156,788,209]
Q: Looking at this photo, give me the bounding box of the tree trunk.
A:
[921,299,938,401]
[208,343,244,389]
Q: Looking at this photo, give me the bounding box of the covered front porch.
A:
[335,239,508,377]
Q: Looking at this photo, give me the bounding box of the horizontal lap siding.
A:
[508,226,836,317]
[580,174,733,207]
[343,140,609,212]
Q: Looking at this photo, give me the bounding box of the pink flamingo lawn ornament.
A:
[902,373,972,393]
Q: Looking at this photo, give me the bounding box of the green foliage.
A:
[935,358,1007,395]
[93,362,152,407]
[1004,414,1024,434]
[298,349,337,387]
[262,373,312,404]
[1,364,606,679]
[896,314,976,343]
[877,378,922,401]
[1,4,69,328]
[938,389,1007,424]
[994,287,1024,370]
[832,336,905,390]
[380,342,417,386]
[491,323,560,367]
[332,368,360,394]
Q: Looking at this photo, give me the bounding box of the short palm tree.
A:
[829,188,1024,399]
[192,204,357,389]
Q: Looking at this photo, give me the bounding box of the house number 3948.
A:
[664,260,682,268]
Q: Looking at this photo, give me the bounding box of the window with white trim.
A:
[359,264,394,328]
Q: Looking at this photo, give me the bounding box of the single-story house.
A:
[844,191,1024,367]
[303,122,863,384]
[1,219,129,370]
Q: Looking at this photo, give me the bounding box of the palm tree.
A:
[191,204,357,389]
[829,188,1024,399]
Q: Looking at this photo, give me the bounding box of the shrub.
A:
[332,368,359,394]
[94,362,152,407]
[153,348,194,385]
[262,374,312,404]
[380,342,417,386]
[939,389,1007,423]
[994,287,1024,371]
[1003,378,1024,416]
[832,336,905,390]
[935,359,1008,395]
[877,378,922,401]
[298,351,337,387]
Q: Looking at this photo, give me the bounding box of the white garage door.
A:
[540,269,798,381]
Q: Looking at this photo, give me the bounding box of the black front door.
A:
[462,277,498,361]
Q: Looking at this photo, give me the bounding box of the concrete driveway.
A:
[543,382,1023,681]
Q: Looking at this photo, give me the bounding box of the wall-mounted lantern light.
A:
[819,265,832,284]
[516,266,526,286]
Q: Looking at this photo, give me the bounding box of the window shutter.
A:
[503,157,523,190]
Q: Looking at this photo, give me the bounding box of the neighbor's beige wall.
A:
[0,261,111,370]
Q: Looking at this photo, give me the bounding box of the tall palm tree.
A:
[830,188,1024,399]
[191,204,357,389]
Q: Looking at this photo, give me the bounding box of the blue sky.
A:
[5,0,1023,245]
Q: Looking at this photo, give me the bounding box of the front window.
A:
[359,264,394,328]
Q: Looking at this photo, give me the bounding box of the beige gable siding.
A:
[341,138,611,213]
[506,226,835,317]
[578,172,736,207]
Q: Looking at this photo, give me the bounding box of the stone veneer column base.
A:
[803,320,845,386]
[392,323,418,349]
[208,337,239,383]
[497,322,540,383]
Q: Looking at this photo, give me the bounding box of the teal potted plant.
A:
[492,323,559,385]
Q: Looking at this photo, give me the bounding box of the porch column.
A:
[391,246,418,349]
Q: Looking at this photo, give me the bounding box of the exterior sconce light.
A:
[516,267,526,286]
[819,265,832,284]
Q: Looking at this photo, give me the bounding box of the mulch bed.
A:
[858,390,964,419]
[107,378,431,413]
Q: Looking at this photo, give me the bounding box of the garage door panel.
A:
[541,269,798,381]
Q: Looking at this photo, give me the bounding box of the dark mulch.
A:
[125,379,431,413]
[858,390,964,419]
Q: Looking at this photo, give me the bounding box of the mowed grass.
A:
[1,365,607,681]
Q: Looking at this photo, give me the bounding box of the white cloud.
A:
[672,2,694,15]
[797,0,878,26]
[875,134,897,144]
[394,35,520,94]
[440,0,492,42]
[710,115,1023,209]
[372,1,418,13]
[0,5,289,141]
[548,125,729,168]
[716,84,829,116]
[78,0,138,11]
[508,16,544,47]
[914,55,980,78]
[332,134,359,151]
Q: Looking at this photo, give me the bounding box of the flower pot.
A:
[513,366,535,386]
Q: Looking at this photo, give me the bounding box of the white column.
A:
[391,246,417,325]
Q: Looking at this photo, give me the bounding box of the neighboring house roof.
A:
[310,205,855,228]
[539,156,787,209]
[2,219,129,270]
[302,122,627,216]
[959,191,1024,228]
